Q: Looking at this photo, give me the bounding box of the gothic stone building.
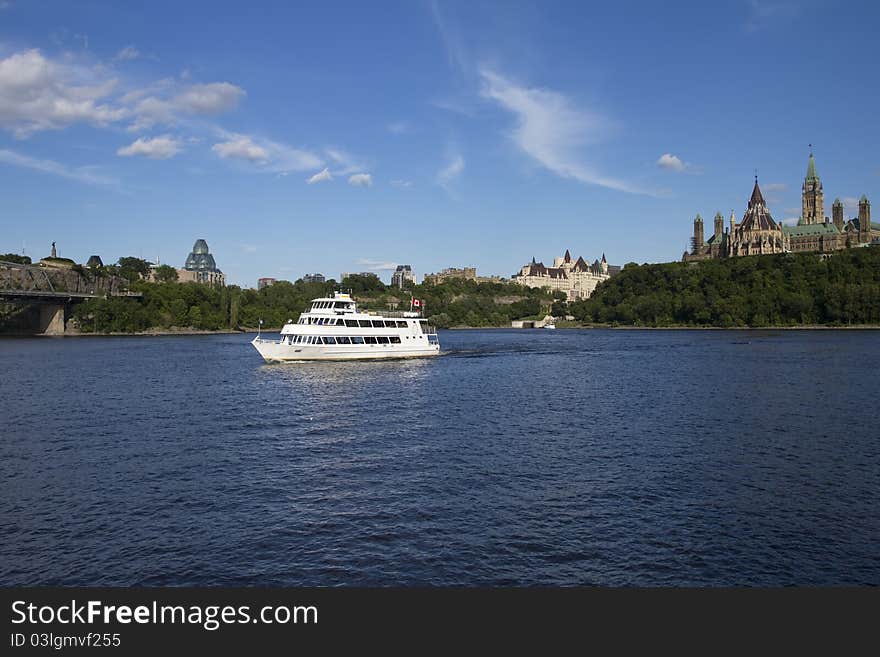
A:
[513,249,619,300]
[683,153,878,262]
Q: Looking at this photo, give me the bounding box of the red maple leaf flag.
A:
[412,298,422,309]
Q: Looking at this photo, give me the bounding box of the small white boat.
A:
[251,291,440,362]
[543,322,556,330]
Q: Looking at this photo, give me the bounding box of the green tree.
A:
[1,253,32,265]
[153,264,179,283]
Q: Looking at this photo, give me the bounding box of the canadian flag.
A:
[412,298,422,309]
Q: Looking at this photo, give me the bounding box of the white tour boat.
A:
[251,291,440,362]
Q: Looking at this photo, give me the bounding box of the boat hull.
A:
[251,337,440,362]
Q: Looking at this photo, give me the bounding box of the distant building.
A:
[258,277,276,290]
[391,264,415,288]
[513,250,617,300]
[684,152,879,262]
[303,273,326,283]
[85,255,103,268]
[340,271,374,281]
[176,239,226,286]
[423,267,476,285]
[423,266,507,285]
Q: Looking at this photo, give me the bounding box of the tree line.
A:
[569,248,880,327]
[63,260,557,332]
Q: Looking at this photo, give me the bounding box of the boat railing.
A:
[364,309,423,318]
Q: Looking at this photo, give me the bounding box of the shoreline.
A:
[5,324,880,337]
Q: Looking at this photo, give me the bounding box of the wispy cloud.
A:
[387,121,412,135]
[842,196,860,214]
[117,134,182,159]
[114,45,140,61]
[745,0,800,32]
[480,69,651,195]
[325,148,365,175]
[348,173,373,187]
[127,81,245,131]
[307,167,332,184]
[437,153,464,190]
[429,0,469,74]
[0,148,117,186]
[356,258,398,271]
[391,179,413,188]
[761,182,786,204]
[211,131,322,173]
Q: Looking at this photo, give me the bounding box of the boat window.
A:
[345,320,359,328]
[323,336,337,344]
[358,320,371,327]
[364,336,377,344]
[351,336,364,344]
[334,301,345,309]
[428,335,439,345]
[390,336,401,343]
[396,321,407,328]
[337,336,351,344]
[377,336,390,344]
[371,320,383,328]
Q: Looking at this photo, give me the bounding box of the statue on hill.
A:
[51,242,56,258]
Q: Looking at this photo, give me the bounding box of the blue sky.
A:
[1,0,878,286]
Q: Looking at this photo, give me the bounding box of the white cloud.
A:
[348,173,373,187]
[762,182,786,192]
[391,179,413,188]
[437,154,464,188]
[128,81,245,131]
[114,45,140,61]
[211,135,270,163]
[117,135,182,159]
[779,217,800,226]
[211,131,323,173]
[0,48,245,138]
[307,167,333,184]
[480,69,650,195]
[657,153,685,172]
[0,148,116,186]
[0,49,126,137]
[356,258,398,271]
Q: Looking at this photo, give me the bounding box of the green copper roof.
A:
[695,213,703,221]
[783,223,840,237]
[861,194,869,203]
[805,153,819,181]
[833,197,842,206]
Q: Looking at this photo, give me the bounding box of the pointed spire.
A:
[601,253,607,263]
[531,256,536,264]
[563,249,571,263]
[749,178,765,207]
[805,151,819,182]
[860,194,869,204]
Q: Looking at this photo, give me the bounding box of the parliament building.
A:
[683,153,878,262]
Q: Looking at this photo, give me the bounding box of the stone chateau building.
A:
[683,153,878,262]
[513,250,619,300]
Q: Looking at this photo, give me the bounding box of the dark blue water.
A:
[1,330,878,586]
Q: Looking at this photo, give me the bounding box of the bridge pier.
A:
[38,304,66,335]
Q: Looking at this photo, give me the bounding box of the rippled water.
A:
[1,329,878,586]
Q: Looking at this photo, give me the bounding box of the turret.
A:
[832,198,844,231]
[692,214,704,252]
[600,253,608,275]
[729,210,737,233]
[859,195,871,242]
[713,212,724,241]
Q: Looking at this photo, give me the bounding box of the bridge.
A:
[0,260,141,335]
